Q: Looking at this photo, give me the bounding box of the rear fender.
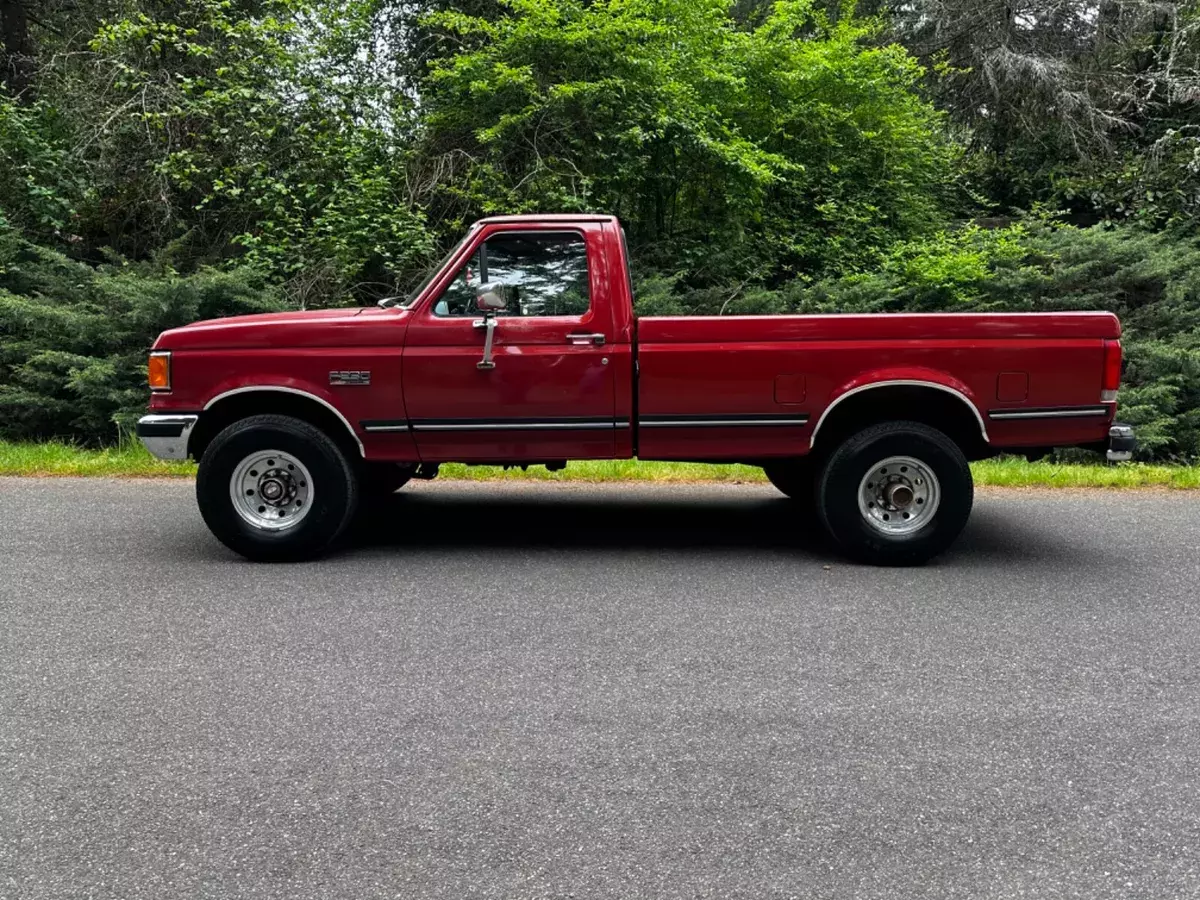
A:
[811,368,989,450]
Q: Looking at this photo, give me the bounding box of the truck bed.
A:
[635,312,1121,461]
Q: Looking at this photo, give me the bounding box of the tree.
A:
[876,1,1200,217]
[0,0,35,96]
[0,0,435,301]
[417,0,956,284]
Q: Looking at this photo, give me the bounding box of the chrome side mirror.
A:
[475,283,510,313]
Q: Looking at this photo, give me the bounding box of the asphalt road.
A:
[2,478,1200,900]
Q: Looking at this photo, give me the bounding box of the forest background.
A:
[2,0,1199,460]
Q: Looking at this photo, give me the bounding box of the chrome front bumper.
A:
[136,414,198,461]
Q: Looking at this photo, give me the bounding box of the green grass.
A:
[0,440,198,477]
[2,439,1198,488]
[436,459,769,483]
[971,456,1200,489]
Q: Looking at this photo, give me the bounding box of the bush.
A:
[998,226,1200,462]
[0,225,289,444]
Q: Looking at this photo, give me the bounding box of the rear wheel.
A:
[816,421,972,566]
[196,414,359,561]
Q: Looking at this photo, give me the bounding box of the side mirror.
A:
[475,283,510,313]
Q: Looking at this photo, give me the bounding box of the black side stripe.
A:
[640,413,810,428]
[987,405,1110,421]
[411,417,628,432]
[365,414,812,433]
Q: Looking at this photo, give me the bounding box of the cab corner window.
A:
[432,232,590,318]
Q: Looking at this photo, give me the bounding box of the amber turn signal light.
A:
[148,352,171,391]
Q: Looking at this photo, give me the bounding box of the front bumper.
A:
[1108,423,1136,463]
[137,414,198,461]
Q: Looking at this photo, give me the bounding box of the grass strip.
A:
[1,440,1198,489]
[0,440,198,477]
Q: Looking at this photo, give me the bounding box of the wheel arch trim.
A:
[810,380,990,449]
[201,385,365,457]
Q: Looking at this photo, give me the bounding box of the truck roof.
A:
[476,213,619,225]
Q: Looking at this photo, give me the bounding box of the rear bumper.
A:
[137,414,198,460]
[1107,423,1136,463]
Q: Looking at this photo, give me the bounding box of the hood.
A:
[153,306,409,351]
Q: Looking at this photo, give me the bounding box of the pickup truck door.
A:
[402,225,620,461]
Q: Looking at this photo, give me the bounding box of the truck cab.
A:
[139,214,1134,565]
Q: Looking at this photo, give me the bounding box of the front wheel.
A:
[196,414,359,561]
[816,421,973,566]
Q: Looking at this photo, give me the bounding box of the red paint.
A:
[148,215,1124,464]
[997,372,1029,402]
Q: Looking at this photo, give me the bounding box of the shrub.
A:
[0,226,289,444]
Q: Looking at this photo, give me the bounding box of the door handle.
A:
[567,333,606,346]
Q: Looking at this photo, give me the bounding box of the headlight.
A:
[148,351,171,391]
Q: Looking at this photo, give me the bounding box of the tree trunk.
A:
[0,0,34,98]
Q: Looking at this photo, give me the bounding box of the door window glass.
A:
[433,232,590,318]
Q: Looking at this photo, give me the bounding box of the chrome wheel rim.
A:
[857,455,940,536]
[229,450,313,531]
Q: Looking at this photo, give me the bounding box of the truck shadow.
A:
[346,485,1090,567]
[352,488,823,552]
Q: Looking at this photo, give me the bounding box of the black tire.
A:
[762,458,815,505]
[816,421,973,566]
[196,414,359,562]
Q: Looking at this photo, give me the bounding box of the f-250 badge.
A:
[329,370,371,386]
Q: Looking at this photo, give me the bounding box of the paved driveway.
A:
[2,478,1199,899]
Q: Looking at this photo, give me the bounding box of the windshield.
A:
[383,226,480,309]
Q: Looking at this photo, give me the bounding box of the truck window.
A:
[433,232,590,318]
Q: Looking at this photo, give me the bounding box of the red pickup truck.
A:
[139,214,1134,565]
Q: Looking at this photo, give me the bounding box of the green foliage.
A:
[0,92,84,239]
[991,227,1200,462]
[1059,128,1200,229]
[421,0,955,282]
[0,223,287,443]
[81,1,436,303]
